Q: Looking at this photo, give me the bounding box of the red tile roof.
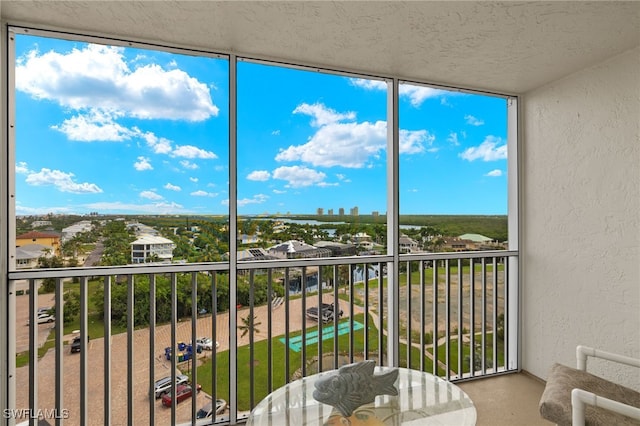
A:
[16,231,60,239]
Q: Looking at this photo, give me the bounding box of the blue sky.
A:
[14,34,508,217]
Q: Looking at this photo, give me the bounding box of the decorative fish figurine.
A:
[312,360,399,417]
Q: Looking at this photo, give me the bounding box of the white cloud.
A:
[189,177,198,183]
[465,115,484,126]
[350,79,387,91]
[272,130,280,136]
[16,162,30,174]
[134,156,153,171]
[172,145,217,159]
[400,85,448,107]
[486,169,503,177]
[350,78,448,106]
[141,132,173,154]
[447,132,460,146]
[16,44,218,121]
[180,160,199,170]
[460,136,507,161]
[24,168,103,194]
[52,109,135,142]
[400,129,434,154]
[191,190,217,197]
[164,183,181,191]
[247,170,271,181]
[85,201,184,214]
[15,203,74,215]
[293,103,355,127]
[272,189,286,194]
[231,194,269,207]
[277,103,432,168]
[140,190,163,200]
[272,166,327,188]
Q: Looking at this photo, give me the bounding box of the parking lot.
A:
[13,292,358,425]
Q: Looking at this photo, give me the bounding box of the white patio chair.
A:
[539,345,640,425]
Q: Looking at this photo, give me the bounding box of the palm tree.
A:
[238,314,262,338]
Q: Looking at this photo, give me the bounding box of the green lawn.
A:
[193,312,447,411]
[428,332,504,375]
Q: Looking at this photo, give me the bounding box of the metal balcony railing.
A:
[7,250,518,425]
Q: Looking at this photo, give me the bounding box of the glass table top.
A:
[247,367,476,426]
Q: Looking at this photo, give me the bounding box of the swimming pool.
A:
[280,321,364,352]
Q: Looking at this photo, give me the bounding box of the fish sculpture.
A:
[312,360,399,418]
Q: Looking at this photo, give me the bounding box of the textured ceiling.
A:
[2,1,639,94]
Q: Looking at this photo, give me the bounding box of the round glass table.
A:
[247,367,476,426]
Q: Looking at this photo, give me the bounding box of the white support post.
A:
[386,78,400,368]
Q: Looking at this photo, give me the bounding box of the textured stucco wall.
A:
[522,47,640,390]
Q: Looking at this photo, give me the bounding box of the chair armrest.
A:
[576,345,640,371]
[572,388,640,425]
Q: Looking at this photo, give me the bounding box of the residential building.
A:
[61,220,93,242]
[30,220,51,228]
[313,240,357,257]
[130,235,176,264]
[14,244,48,269]
[267,240,332,259]
[15,231,61,257]
[398,234,419,253]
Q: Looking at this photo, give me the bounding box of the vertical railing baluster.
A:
[211,272,218,423]
[406,260,412,369]
[348,264,354,363]
[445,259,450,380]
[317,266,323,373]
[80,276,88,424]
[419,260,425,372]
[481,258,487,375]
[469,259,476,378]
[378,262,384,367]
[191,272,198,422]
[249,270,255,408]
[493,257,498,372]
[301,267,307,378]
[28,278,37,426]
[127,275,134,426]
[148,273,156,425]
[267,269,273,392]
[284,268,290,383]
[432,261,438,377]
[504,257,509,371]
[363,263,369,360]
[170,273,177,426]
[457,258,463,379]
[54,277,63,426]
[103,276,111,426]
[333,266,339,370]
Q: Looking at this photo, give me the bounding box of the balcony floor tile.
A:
[457,372,553,426]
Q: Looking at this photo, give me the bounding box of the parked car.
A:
[153,374,189,399]
[161,383,201,407]
[196,398,228,418]
[26,313,55,325]
[196,337,217,351]
[70,335,90,353]
[37,306,52,315]
[306,303,343,323]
